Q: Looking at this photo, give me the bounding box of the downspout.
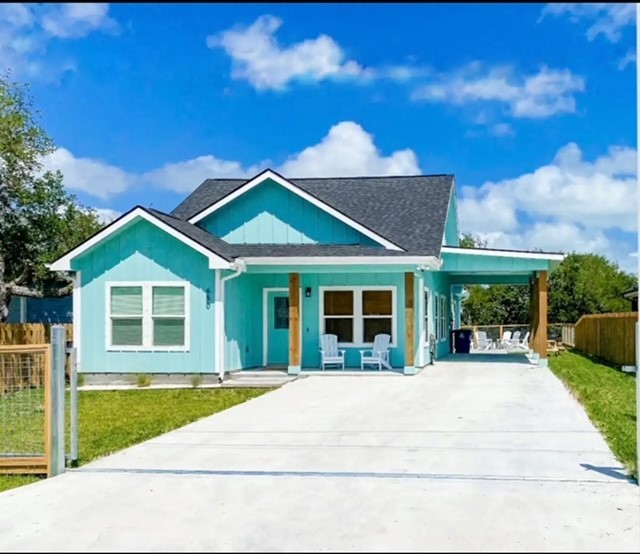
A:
[216,260,246,383]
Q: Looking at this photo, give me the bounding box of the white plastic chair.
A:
[319,334,345,370]
[508,331,521,349]
[474,331,492,351]
[498,330,512,349]
[514,331,530,350]
[360,334,392,371]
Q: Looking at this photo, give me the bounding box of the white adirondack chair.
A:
[515,331,530,350]
[498,330,512,349]
[508,331,521,349]
[360,334,392,371]
[474,331,492,351]
[319,334,345,370]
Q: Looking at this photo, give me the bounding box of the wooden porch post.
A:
[404,272,415,374]
[530,276,538,354]
[288,273,301,374]
[538,271,548,361]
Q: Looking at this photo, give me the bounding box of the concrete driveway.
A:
[0,358,638,552]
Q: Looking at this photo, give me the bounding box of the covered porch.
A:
[441,246,564,366]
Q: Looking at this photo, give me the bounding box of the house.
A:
[5,296,72,324]
[49,169,563,378]
[622,285,638,311]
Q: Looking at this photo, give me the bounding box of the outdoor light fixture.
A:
[305,287,312,298]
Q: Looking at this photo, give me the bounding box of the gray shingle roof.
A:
[147,208,235,261]
[170,173,455,257]
[230,244,412,257]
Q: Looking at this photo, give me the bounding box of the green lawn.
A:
[549,350,637,479]
[0,387,270,493]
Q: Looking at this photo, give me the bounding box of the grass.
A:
[0,387,270,493]
[549,350,637,479]
[136,374,152,388]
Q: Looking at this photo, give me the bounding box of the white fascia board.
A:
[49,207,232,271]
[187,169,405,252]
[440,246,565,261]
[240,255,441,269]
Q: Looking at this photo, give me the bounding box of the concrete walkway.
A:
[0,359,638,552]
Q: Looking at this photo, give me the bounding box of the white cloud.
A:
[412,64,585,119]
[488,123,515,137]
[459,142,637,271]
[206,15,424,90]
[540,3,635,43]
[278,121,420,177]
[40,3,118,39]
[0,3,118,78]
[617,49,636,70]
[93,207,121,224]
[43,147,134,199]
[46,121,421,196]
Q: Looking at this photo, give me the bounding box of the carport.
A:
[440,246,565,365]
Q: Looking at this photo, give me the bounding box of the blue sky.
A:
[3,3,638,272]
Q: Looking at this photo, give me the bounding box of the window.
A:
[424,288,430,342]
[434,291,439,341]
[273,296,290,329]
[440,295,447,341]
[321,287,395,345]
[107,282,189,350]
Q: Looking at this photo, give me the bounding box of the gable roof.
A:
[171,170,455,257]
[49,206,233,271]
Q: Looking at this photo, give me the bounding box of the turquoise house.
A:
[50,169,563,378]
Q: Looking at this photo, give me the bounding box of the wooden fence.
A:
[461,323,575,346]
[0,323,73,346]
[574,312,638,367]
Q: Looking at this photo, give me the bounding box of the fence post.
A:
[50,325,66,477]
[68,346,79,466]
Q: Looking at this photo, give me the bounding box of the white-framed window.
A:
[434,291,439,341]
[106,282,190,351]
[319,286,397,346]
[440,295,447,341]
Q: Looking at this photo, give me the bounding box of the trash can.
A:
[453,329,472,354]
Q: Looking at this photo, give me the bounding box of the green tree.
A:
[0,75,102,321]
[548,253,636,323]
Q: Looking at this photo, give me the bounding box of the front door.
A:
[267,291,289,366]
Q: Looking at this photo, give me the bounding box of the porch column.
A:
[529,276,538,356]
[537,271,548,364]
[288,273,301,375]
[404,272,416,375]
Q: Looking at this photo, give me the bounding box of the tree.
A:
[548,253,636,323]
[0,75,102,322]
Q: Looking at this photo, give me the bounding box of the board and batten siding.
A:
[223,269,410,371]
[198,178,380,246]
[73,219,216,373]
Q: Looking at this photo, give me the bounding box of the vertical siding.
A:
[75,219,216,373]
[224,269,407,370]
[199,179,380,246]
[442,192,460,247]
[425,270,452,359]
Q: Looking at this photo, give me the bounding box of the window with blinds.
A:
[107,283,188,350]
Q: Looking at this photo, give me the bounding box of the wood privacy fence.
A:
[0,323,73,346]
[574,312,638,367]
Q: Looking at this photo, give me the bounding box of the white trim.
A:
[49,207,232,271]
[214,270,223,378]
[423,285,431,364]
[105,281,191,352]
[440,246,565,261]
[262,287,303,367]
[187,170,405,251]
[416,272,425,367]
[240,256,441,268]
[440,294,447,342]
[318,285,398,348]
[73,272,81,372]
